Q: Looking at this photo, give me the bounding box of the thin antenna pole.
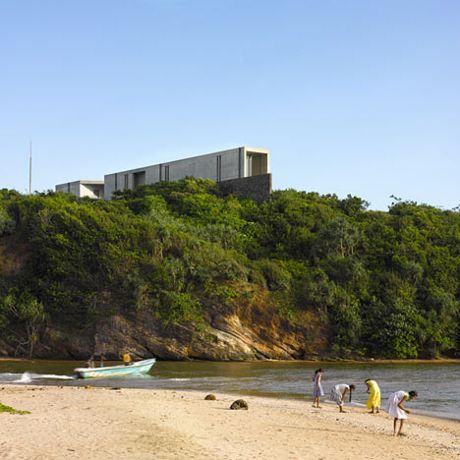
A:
[29,141,32,194]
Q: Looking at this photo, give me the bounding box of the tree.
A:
[0,291,45,358]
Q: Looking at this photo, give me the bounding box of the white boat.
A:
[74,358,156,379]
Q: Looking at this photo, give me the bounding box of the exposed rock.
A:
[204,394,216,400]
[230,399,248,410]
[0,286,328,361]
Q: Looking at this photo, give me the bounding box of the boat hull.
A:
[74,358,156,379]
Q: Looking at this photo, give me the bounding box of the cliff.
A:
[0,182,459,360]
[0,280,326,360]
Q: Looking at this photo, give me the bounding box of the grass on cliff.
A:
[0,402,30,415]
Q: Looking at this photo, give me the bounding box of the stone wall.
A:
[218,173,272,203]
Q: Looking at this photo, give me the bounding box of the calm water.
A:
[0,360,459,421]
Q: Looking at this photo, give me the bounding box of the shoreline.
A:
[2,356,460,364]
[264,357,460,364]
[4,380,460,423]
[1,385,459,459]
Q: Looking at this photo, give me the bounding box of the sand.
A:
[0,385,459,460]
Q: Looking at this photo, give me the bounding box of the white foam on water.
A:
[36,374,74,380]
[13,372,74,383]
[0,372,24,382]
[169,378,191,382]
[14,372,33,383]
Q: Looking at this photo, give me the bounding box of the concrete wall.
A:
[56,181,81,196]
[163,147,241,182]
[56,181,103,199]
[103,147,270,199]
[104,165,160,199]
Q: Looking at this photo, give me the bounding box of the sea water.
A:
[0,360,458,421]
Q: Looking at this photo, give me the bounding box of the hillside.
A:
[0,181,459,360]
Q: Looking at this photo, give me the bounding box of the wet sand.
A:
[1,385,459,459]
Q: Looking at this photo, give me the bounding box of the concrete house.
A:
[55,180,104,199]
[56,146,271,202]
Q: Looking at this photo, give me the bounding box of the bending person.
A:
[330,383,355,413]
[387,390,418,436]
[365,379,381,414]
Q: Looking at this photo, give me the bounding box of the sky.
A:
[1,0,459,210]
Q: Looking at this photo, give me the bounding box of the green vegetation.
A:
[0,181,459,359]
[0,402,30,415]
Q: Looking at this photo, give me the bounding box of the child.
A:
[387,390,418,436]
[312,368,324,408]
[330,383,355,413]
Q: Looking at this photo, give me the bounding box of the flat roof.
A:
[56,180,104,186]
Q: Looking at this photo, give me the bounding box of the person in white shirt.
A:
[330,383,355,413]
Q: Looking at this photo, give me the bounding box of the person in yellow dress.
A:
[365,379,381,414]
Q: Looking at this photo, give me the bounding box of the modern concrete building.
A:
[55,180,104,199]
[56,146,271,202]
[104,146,270,200]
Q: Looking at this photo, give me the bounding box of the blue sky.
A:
[1,0,459,210]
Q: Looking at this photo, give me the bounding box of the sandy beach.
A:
[0,385,459,460]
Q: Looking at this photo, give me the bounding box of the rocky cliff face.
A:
[0,298,327,361]
[0,238,328,361]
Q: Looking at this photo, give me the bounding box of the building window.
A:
[160,164,169,182]
[134,171,146,187]
[216,155,222,182]
[246,152,268,177]
[124,174,129,190]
